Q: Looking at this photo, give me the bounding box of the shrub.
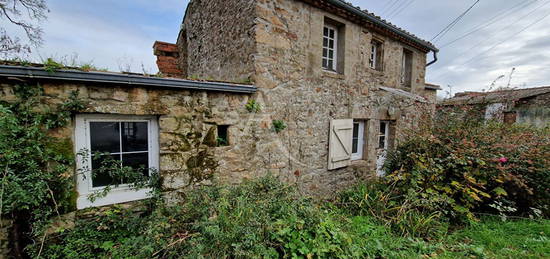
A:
[384,107,550,221]
[36,176,362,258]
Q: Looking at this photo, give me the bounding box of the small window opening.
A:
[351,120,365,160]
[217,125,229,146]
[369,40,383,71]
[401,49,413,89]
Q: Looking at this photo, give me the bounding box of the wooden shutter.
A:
[328,119,353,170]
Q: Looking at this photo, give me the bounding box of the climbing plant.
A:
[0,83,85,257]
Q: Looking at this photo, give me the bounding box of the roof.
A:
[300,0,438,52]
[180,0,438,53]
[0,65,257,94]
[379,86,428,103]
[425,83,442,91]
[442,86,550,106]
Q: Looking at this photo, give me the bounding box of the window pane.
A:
[329,39,334,49]
[323,48,327,58]
[328,60,333,69]
[122,122,148,152]
[328,50,333,59]
[90,122,120,153]
[322,59,328,68]
[323,38,328,48]
[92,154,121,187]
[329,29,335,38]
[122,153,149,177]
[324,27,328,37]
[379,136,386,149]
[380,122,386,134]
[352,123,359,153]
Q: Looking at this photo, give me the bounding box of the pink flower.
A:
[499,157,508,163]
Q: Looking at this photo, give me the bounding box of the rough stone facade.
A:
[175,0,437,194]
[180,0,257,83]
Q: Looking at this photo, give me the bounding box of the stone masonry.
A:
[172,0,439,194]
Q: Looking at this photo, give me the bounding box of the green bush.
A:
[383,107,550,221]
[37,176,362,258]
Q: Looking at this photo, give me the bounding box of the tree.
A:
[0,0,48,56]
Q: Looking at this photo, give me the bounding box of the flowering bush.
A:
[384,106,549,221]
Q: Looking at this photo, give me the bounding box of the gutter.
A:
[0,65,257,94]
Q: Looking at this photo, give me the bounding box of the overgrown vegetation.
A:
[245,99,261,113]
[0,84,85,257]
[32,176,550,258]
[383,106,549,222]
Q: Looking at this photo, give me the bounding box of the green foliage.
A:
[272,120,287,133]
[43,58,65,73]
[216,137,228,146]
[383,107,550,221]
[0,84,84,233]
[337,181,449,239]
[37,176,363,258]
[245,99,261,113]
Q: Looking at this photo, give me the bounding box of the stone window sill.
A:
[322,70,345,80]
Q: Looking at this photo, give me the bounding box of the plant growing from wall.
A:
[245,99,261,113]
[43,58,64,73]
[0,83,85,258]
[272,120,287,133]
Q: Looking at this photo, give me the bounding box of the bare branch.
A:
[0,0,48,56]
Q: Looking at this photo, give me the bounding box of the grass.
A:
[344,215,549,259]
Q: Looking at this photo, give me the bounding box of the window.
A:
[369,40,383,71]
[378,121,390,149]
[351,121,365,160]
[322,24,338,71]
[75,114,159,209]
[401,49,413,88]
[217,125,229,146]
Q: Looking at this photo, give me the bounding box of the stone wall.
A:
[516,92,550,127]
[179,0,257,83]
[177,0,436,196]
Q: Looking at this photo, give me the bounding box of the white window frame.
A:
[378,121,390,150]
[75,114,159,209]
[370,40,382,70]
[322,24,338,71]
[351,121,365,160]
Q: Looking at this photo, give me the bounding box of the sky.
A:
[4,0,550,96]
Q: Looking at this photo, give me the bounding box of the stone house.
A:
[0,0,440,240]
[0,1,441,254]
[441,86,550,127]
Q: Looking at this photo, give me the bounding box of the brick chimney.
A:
[153,41,184,78]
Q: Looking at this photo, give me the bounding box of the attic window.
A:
[217,125,229,146]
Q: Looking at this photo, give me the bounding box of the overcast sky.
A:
[5,0,550,96]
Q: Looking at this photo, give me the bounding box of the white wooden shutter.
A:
[328,119,353,170]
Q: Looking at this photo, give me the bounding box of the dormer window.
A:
[322,24,338,71]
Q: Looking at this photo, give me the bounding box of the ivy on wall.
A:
[0,83,85,257]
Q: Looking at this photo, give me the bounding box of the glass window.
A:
[322,25,338,71]
[75,115,159,209]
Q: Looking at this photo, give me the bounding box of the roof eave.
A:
[0,65,257,94]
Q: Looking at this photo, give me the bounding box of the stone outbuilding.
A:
[441,86,550,127]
